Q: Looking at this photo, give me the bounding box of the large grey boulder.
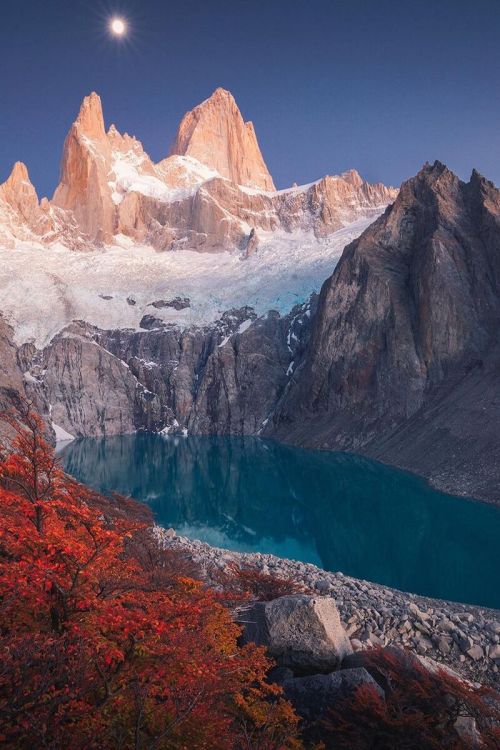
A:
[283,668,384,721]
[238,594,352,673]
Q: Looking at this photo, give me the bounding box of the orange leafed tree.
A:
[0,404,301,749]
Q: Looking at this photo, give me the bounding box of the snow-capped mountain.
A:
[1,88,396,254]
[0,88,397,346]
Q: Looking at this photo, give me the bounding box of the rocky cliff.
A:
[270,161,500,501]
[170,88,276,191]
[33,300,315,440]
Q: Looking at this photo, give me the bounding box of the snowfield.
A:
[0,216,376,348]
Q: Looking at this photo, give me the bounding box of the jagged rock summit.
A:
[0,161,53,245]
[52,92,116,242]
[170,87,276,191]
[0,88,397,252]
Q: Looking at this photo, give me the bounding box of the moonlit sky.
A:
[0,0,499,197]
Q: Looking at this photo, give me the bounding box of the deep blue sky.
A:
[0,0,499,197]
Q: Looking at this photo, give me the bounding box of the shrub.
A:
[0,405,302,749]
[321,647,500,749]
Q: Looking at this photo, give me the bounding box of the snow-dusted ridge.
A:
[0,216,377,348]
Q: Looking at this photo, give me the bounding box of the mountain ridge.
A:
[0,89,397,252]
[268,160,500,501]
[2,160,500,503]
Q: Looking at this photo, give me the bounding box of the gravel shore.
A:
[155,527,500,687]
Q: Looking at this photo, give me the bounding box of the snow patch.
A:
[0,216,377,347]
[52,422,75,443]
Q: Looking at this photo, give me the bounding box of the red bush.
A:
[0,405,302,749]
[214,561,311,609]
[322,647,500,749]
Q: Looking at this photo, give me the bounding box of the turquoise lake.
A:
[59,434,500,610]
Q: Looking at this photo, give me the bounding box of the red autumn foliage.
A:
[321,647,500,749]
[0,405,302,749]
[213,561,311,609]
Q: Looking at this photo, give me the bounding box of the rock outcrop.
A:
[42,323,165,437]
[269,161,500,501]
[170,87,275,191]
[52,93,116,243]
[0,316,50,444]
[283,668,382,721]
[238,594,352,673]
[35,301,314,438]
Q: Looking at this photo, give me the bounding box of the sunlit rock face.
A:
[52,92,116,243]
[169,87,276,191]
[0,88,397,253]
[0,162,54,245]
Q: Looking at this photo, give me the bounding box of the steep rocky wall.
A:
[269,163,500,503]
[33,302,315,440]
[0,316,51,444]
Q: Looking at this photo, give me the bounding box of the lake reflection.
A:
[59,434,500,609]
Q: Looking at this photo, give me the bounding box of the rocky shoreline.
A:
[154,527,500,687]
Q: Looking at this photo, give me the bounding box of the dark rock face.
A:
[0,317,51,443]
[0,318,30,443]
[269,162,500,502]
[35,302,314,439]
[283,668,383,722]
[139,314,168,330]
[149,297,191,310]
[42,324,165,437]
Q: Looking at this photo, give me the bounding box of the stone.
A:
[466,645,484,661]
[283,668,384,722]
[238,595,352,673]
[457,635,474,654]
[350,639,364,651]
[454,716,482,748]
[315,579,331,593]
[267,666,294,685]
[489,644,500,661]
[436,636,452,655]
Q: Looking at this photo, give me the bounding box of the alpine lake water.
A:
[58,434,500,610]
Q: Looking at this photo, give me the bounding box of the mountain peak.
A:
[1,161,37,199]
[170,89,275,191]
[209,87,235,102]
[7,161,30,184]
[0,160,53,238]
[340,169,363,188]
[74,92,106,139]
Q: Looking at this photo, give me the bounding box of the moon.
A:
[110,17,127,36]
